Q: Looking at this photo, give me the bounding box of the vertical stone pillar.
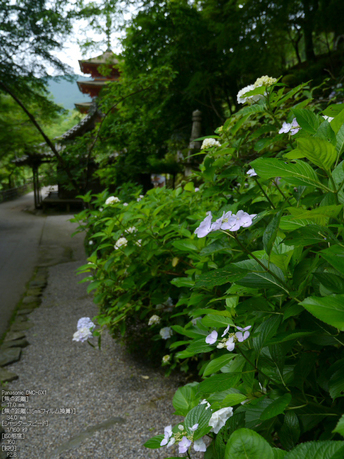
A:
[185,110,202,176]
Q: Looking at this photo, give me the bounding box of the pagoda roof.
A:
[59,102,101,141]
[79,49,119,73]
[74,102,92,114]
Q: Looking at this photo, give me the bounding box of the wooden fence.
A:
[0,182,33,203]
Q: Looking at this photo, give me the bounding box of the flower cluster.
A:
[323,115,334,122]
[279,118,300,135]
[137,195,145,202]
[105,196,120,205]
[160,327,173,339]
[201,138,221,149]
[160,405,233,453]
[206,324,251,352]
[254,75,278,88]
[148,315,161,325]
[162,354,171,364]
[114,237,128,250]
[72,317,95,343]
[194,210,256,238]
[160,423,206,453]
[247,168,257,177]
[125,226,137,234]
[237,75,277,104]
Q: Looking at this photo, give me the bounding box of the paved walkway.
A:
[0,194,193,458]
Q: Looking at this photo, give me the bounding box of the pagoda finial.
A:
[105,12,112,50]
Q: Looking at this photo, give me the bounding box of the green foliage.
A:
[74,78,344,457]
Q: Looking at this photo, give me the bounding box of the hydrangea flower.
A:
[89,240,94,245]
[160,423,206,453]
[201,138,221,149]
[160,425,173,446]
[194,211,213,238]
[237,84,257,104]
[206,330,218,344]
[235,325,252,342]
[179,436,192,453]
[194,210,256,238]
[254,75,277,88]
[125,226,137,233]
[323,115,334,122]
[105,196,120,205]
[200,399,211,409]
[279,118,300,135]
[162,355,171,364]
[137,195,145,202]
[207,324,252,352]
[77,317,95,330]
[160,327,173,339]
[136,239,142,247]
[209,407,234,434]
[114,237,128,250]
[247,168,257,177]
[123,202,128,206]
[148,315,161,325]
[72,317,95,343]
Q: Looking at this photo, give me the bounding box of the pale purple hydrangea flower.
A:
[235,325,252,342]
[206,330,218,344]
[194,211,213,238]
[160,425,173,446]
[279,118,300,135]
[77,317,95,330]
[247,168,257,177]
[225,336,235,351]
[179,436,192,454]
[72,317,95,343]
[194,210,256,238]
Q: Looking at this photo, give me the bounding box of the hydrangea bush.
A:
[73,78,344,457]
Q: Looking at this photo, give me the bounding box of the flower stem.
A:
[254,178,275,209]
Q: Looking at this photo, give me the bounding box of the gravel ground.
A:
[1,258,205,459]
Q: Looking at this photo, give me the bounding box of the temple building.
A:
[74,49,120,114]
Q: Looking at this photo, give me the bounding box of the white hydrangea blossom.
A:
[160,327,173,339]
[114,237,128,250]
[323,115,334,122]
[105,196,120,205]
[254,75,277,88]
[123,202,128,206]
[237,84,260,104]
[201,138,221,150]
[89,240,94,245]
[237,76,277,105]
[125,226,137,233]
[148,315,161,325]
[209,407,234,433]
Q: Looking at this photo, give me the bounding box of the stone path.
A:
[0,206,197,458]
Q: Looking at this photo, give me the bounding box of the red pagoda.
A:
[75,49,120,113]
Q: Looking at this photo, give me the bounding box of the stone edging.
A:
[0,267,48,384]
